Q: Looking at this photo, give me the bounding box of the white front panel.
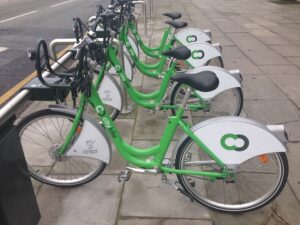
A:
[108,53,133,81]
[66,120,111,163]
[185,43,222,68]
[192,117,286,166]
[98,75,122,110]
[123,35,138,58]
[175,28,211,45]
[186,66,241,99]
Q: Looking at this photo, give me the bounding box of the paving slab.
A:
[213,36,235,46]
[287,57,300,68]
[270,45,300,57]
[117,218,213,225]
[226,32,289,65]
[210,184,300,225]
[120,174,211,219]
[286,143,300,203]
[222,46,247,59]
[37,175,123,225]
[242,75,287,100]
[243,99,299,124]
[250,29,290,46]
[259,65,300,75]
[268,75,300,108]
[224,57,263,75]
[286,121,300,142]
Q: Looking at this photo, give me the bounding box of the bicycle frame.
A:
[119,24,175,77]
[57,78,228,179]
[103,44,206,110]
[128,19,172,58]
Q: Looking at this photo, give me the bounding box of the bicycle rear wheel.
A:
[17,109,106,187]
[175,137,288,213]
[170,83,243,121]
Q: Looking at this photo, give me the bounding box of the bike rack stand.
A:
[148,0,153,20]
[0,50,74,128]
[49,38,76,61]
[132,0,148,36]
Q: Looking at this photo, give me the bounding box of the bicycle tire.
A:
[17,109,106,187]
[170,83,243,121]
[175,137,288,213]
[206,56,224,68]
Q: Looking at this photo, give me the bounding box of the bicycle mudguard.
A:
[48,105,112,163]
[171,66,241,100]
[109,52,133,81]
[172,116,287,168]
[185,43,222,68]
[175,28,212,45]
[98,75,123,111]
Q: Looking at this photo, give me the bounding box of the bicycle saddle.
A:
[163,12,182,20]
[170,71,219,92]
[165,20,188,29]
[161,45,191,60]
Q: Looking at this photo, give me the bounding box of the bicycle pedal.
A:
[182,116,189,119]
[118,169,132,182]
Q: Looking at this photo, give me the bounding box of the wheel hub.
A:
[48,144,69,161]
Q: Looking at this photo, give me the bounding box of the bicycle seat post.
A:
[181,87,192,107]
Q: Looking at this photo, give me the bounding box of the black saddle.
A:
[171,71,219,92]
[163,12,182,20]
[165,20,188,29]
[162,46,191,60]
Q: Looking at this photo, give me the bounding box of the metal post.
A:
[49,38,77,60]
[148,0,153,20]
[151,0,154,16]
[0,51,74,127]
[132,1,147,36]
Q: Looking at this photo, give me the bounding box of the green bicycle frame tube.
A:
[120,25,174,77]
[107,44,178,108]
[128,20,171,58]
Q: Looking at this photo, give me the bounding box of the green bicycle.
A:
[78,11,243,121]
[91,1,223,79]
[107,0,214,59]
[19,37,288,213]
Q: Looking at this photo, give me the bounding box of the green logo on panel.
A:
[220,133,249,152]
[191,50,204,59]
[186,35,197,43]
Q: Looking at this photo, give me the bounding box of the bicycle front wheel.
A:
[170,83,243,121]
[17,109,106,187]
[175,137,288,213]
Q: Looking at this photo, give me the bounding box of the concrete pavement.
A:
[15,0,300,224]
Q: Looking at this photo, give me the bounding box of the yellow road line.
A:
[0,45,71,105]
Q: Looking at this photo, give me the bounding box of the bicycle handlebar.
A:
[30,39,74,88]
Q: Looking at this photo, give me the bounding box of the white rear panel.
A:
[185,43,222,68]
[186,66,241,99]
[98,75,123,111]
[175,28,211,45]
[192,117,286,166]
